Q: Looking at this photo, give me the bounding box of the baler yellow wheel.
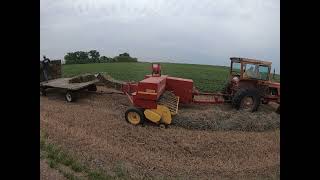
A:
[127,112,140,124]
[125,107,144,125]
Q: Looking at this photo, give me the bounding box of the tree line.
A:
[64,50,138,64]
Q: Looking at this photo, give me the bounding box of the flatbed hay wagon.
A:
[40,77,99,102]
[97,57,280,127]
[40,60,99,102]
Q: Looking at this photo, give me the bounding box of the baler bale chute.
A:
[97,57,280,127]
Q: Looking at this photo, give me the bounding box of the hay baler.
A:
[98,64,225,127]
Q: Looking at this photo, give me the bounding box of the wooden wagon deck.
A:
[40,78,99,90]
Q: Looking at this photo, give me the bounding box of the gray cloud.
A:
[40,0,280,73]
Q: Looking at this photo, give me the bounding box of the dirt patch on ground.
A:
[40,87,280,179]
[40,160,66,180]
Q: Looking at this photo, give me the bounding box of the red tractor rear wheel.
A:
[232,88,260,112]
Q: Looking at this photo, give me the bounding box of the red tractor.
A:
[222,57,280,112]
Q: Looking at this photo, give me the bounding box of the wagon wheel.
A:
[232,88,260,112]
[40,87,46,96]
[65,91,77,102]
[125,107,145,125]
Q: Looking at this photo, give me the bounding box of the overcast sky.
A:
[40,0,280,73]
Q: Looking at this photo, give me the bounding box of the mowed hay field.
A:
[41,62,280,179]
[62,62,280,92]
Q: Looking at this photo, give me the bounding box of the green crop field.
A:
[62,62,280,92]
